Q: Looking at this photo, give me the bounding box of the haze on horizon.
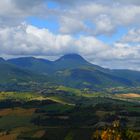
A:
[0,0,140,70]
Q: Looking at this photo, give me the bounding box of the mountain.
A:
[8,54,103,74]
[1,54,140,90]
[52,54,134,88]
[8,54,92,74]
[54,54,103,71]
[54,67,133,89]
[0,60,48,84]
[111,69,140,84]
[8,57,53,74]
[55,54,89,66]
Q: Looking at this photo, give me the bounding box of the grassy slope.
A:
[0,92,41,101]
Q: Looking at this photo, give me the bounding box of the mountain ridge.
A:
[0,54,140,90]
[6,54,140,72]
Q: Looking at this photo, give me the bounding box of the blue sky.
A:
[97,27,128,45]
[27,17,59,33]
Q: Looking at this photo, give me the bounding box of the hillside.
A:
[0,60,50,91]
[8,57,53,74]
[0,54,139,90]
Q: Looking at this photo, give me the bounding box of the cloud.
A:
[98,43,140,60]
[0,24,107,57]
[0,0,140,35]
[87,42,140,70]
[0,0,49,26]
[49,0,140,6]
[13,0,43,9]
[57,3,140,35]
[117,0,140,5]
[121,28,140,43]
[59,17,87,34]
[0,23,140,70]
[94,14,115,35]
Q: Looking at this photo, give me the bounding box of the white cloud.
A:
[87,42,140,70]
[117,0,140,5]
[50,0,140,6]
[57,3,140,35]
[1,23,140,70]
[0,24,107,57]
[0,0,140,35]
[59,17,87,34]
[75,36,108,55]
[0,0,50,26]
[94,14,115,35]
[121,28,140,43]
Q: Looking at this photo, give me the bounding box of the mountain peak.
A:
[62,53,83,59]
[56,53,87,62]
[54,54,91,70]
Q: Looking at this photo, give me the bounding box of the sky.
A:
[0,0,140,70]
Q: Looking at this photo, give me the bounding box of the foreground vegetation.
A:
[0,87,140,140]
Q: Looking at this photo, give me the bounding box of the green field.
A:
[0,88,140,140]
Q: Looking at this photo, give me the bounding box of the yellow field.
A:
[33,130,46,138]
[0,133,17,140]
[0,126,45,140]
[0,107,36,117]
[116,93,140,98]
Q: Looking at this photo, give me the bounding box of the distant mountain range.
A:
[1,54,140,90]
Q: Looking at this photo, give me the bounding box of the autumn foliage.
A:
[92,120,140,140]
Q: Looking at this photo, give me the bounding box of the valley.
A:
[0,86,140,140]
[0,54,140,139]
